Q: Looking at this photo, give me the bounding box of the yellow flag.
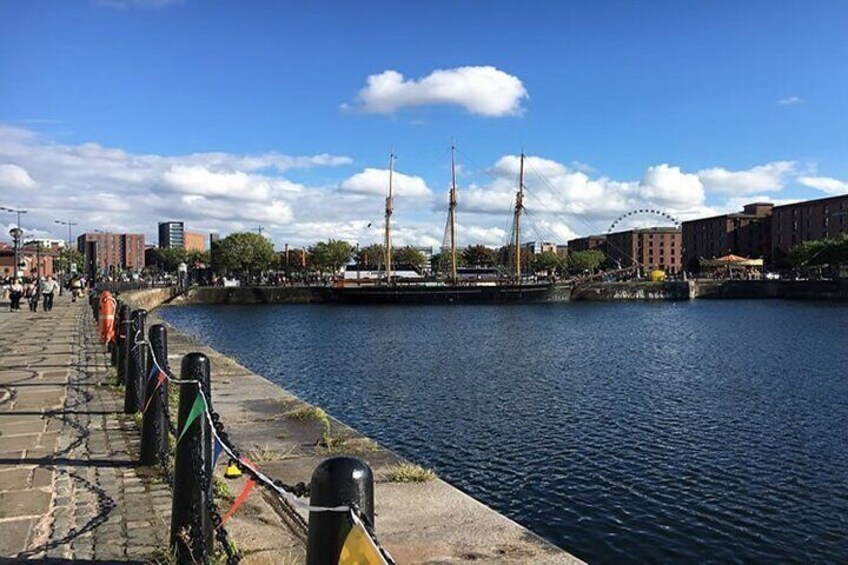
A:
[338,517,389,565]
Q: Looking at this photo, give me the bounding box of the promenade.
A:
[0,295,171,561]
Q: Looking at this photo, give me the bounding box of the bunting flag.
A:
[142,371,167,414]
[147,365,158,383]
[177,393,206,444]
[339,515,389,565]
[239,455,258,474]
[217,478,255,528]
[212,438,224,466]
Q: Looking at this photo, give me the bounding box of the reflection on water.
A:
[159,301,848,563]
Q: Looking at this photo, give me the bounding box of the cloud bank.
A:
[0,125,839,252]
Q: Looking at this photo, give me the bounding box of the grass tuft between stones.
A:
[385,462,437,483]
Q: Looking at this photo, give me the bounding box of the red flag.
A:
[142,372,167,414]
[218,478,256,528]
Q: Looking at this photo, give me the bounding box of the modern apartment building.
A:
[606,227,682,273]
[681,203,774,271]
[158,221,185,249]
[771,194,848,258]
[77,232,146,271]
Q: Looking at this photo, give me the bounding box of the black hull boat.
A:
[330,282,556,304]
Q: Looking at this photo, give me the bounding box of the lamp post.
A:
[9,227,22,279]
[54,219,78,291]
[0,206,28,230]
[1,207,27,278]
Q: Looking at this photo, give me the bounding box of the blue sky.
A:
[1,0,847,248]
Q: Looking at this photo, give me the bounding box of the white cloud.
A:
[0,164,37,189]
[339,168,432,198]
[352,66,528,117]
[696,161,796,194]
[640,165,705,208]
[798,176,848,195]
[778,96,804,106]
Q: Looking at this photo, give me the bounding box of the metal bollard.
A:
[306,457,375,564]
[140,324,169,466]
[170,353,213,562]
[124,309,147,414]
[115,304,130,382]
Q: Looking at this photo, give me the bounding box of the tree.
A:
[533,250,565,275]
[393,246,426,273]
[356,244,385,270]
[56,248,83,273]
[567,249,605,274]
[187,250,210,267]
[462,245,496,267]
[309,239,353,275]
[217,232,276,277]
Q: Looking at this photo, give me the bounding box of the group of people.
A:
[3,274,86,312]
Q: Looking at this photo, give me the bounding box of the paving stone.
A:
[0,518,33,556]
[0,489,52,519]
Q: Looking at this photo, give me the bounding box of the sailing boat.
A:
[331,149,557,304]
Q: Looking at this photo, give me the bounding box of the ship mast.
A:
[448,144,458,285]
[384,152,394,283]
[512,152,525,283]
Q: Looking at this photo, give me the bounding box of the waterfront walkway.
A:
[0,295,171,560]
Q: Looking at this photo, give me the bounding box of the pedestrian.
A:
[25,278,40,312]
[40,275,58,312]
[69,275,83,302]
[9,278,23,311]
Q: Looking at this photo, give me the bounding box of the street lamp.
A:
[54,218,78,277]
[0,206,28,230]
[8,227,22,278]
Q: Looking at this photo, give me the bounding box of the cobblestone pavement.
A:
[0,295,171,562]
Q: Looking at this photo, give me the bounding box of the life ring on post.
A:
[99,291,117,345]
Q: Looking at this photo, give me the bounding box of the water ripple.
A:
[159,301,848,563]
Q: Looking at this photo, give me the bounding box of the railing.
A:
[90,292,394,564]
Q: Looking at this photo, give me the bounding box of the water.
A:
[158,301,848,563]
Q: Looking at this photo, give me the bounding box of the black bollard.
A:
[124,309,147,414]
[306,457,375,564]
[115,304,130,382]
[140,324,169,466]
[170,353,213,562]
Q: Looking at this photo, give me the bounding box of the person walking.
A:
[25,278,40,312]
[69,274,83,302]
[40,275,58,312]
[8,278,23,311]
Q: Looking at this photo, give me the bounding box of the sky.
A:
[1,0,847,250]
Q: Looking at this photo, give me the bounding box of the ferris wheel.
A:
[607,208,680,233]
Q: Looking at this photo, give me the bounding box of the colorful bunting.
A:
[217,478,255,528]
[177,393,206,444]
[142,372,167,414]
[212,438,224,466]
[339,516,388,564]
[147,365,158,382]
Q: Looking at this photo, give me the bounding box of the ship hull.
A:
[329,283,557,304]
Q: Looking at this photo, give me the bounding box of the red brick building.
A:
[606,227,682,273]
[682,203,774,272]
[0,248,55,278]
[567,234,607,253]
[771,194,848,259]
[77,232,146,272]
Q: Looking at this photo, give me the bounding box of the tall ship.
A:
[330,147,558,304]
